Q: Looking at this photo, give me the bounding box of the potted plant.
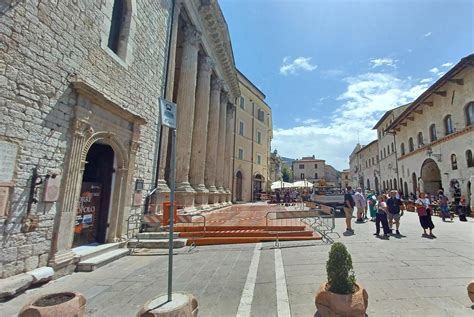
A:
[19,292,86,317]
[315,242,368,317]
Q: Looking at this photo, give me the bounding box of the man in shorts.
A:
[354,187,366,222]
[343,187,355,232]
[386,190,405,235]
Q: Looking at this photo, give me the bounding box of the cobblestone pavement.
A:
[1,210,473,317]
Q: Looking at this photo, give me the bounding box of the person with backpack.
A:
[344,186,355,233]
[438,189,452,221]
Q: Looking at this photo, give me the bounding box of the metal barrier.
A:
[265,203,340,244]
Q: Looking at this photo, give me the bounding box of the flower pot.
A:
[19,292,86,317]
[315,282,368,317]
[468,280,474,303]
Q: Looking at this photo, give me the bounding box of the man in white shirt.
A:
[354,187,366,223]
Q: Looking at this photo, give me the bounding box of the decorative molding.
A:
[211,77,224,92]
[198,55,213,73]
[434,91,447,97]
[422,101,433,107]
[447,78,464,85]
[183,24,201,47]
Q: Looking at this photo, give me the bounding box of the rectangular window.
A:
[239,121,244,136]
[257,109,265,122]
[240,96,245,109]
[238,148,244,160]
[299,164,304,169]
[314,163,318,168]
[257,154,261,165]
[300,173,305,180]
[257,131,261,144]
[315,173,318,179]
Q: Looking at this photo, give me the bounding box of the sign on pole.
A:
[159,98,177,129]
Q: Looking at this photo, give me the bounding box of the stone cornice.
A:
[198,0,240,101]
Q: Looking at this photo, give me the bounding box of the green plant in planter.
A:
[326,242,356,294]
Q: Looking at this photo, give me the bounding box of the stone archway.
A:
[420,158,442,195]
[235,171,243,201]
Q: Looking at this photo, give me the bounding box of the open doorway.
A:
[73,143,115,247]
[235,171,243,201]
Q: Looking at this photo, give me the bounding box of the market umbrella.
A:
[271,180,294,190]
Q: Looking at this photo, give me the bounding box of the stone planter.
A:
[468,280,474,303]
[315,282,368,317]
[19,292,86,317]
[137,292,198,317]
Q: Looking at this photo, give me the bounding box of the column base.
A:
[217,186,226,204]
[175,182,196,212]
[150,179,171,213]
[48,250,79,278]
[193,185,209,210]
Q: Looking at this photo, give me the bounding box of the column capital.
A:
[183,24,201,47]
[220,91,229,104]
[198,55,213,73]
[211,77,224,92]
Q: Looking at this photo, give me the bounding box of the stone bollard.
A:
[19,292,86,317]
[137,293,198,317]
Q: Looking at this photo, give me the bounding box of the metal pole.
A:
[168,128,177,302]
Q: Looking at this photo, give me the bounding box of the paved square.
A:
[1,211,473,316]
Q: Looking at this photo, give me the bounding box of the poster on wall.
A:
[73,182,102,247]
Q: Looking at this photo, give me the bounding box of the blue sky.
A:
[219,0,474,170]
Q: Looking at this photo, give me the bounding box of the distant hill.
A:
[281,156,294,166]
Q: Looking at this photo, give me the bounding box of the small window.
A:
[240,97,245,109]
[400,143,405,155]
[257,154,262,165]
[376,154,379,162]
[384,148,386,157]
[372,157,375,165]
[314,163,318,168]
[387,145,390,155]
[466,150,474,168]
[417,132,424,147]
[300,173,305,180]
[299,164,304,169]
[239,121,244,136]
[366,161,368,168]
[429,124,437,142]
[257,109,265,122]
[408,137,414,152]
[451,154,458,170]
[257,131,261,144]
[315,173,318,179]
[238,148,244,160]
[465,102,474,126]
[391,142,394,153]
[444,115,454,135]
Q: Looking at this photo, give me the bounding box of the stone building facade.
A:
[354,140,379,192]
[340,169,351,189]
[373,103,410,193]
[348,144,363,188]
[387,54,474,207]
[324,164,339,186]
[233,70,272,202]
[0,0,171,277]
[269,150,283,183]
[292,156,326,182]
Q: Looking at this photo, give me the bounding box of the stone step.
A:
[128,238,187,249]
[73,242,123,262]
[136,232,180,240]
[76,249,130,272]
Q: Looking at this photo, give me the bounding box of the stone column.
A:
[223,103,235,204]
[190,55,212,208]
[216,91,228,203]
[205,78,223,205]
[153,3,182,213]
[175,25,200,210]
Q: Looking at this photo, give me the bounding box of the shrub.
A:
[326,242,356,294]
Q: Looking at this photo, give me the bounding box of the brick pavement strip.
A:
[1,212,473,316]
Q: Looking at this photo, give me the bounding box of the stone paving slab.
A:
[0,209,473,316]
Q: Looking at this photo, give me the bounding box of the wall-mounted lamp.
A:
[426,146,442,162]
[135,178,144,192]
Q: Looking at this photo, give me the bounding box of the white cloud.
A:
[429,67,440,74]
[423,32,432,37]
[436,71,445,77]
[280,57,317,75]
[369,58,397,68]
[302,118,319,125]
[419,78,432,84]
[294,117,301,123]
[441,62,453,67]
[272,72,428,170]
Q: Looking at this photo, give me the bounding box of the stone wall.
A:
[0,0,171,278]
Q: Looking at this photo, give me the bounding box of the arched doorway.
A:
[375,177,379,194]
[420,158,442,195]
[253,174,264,201]
[235,171,243,201]
[366,179,370,190]
[411,172,417,195]
[73,143,115,247]
[404,182,408,199]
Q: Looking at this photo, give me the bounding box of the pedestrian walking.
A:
[438,189,452,221]
[343,186,355,233]
[458,196,468,222]
[386,190,405,235]
[415,192,435,237]
[373,195,390,238]
[367,193,377,222]
[354,187,366,223]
